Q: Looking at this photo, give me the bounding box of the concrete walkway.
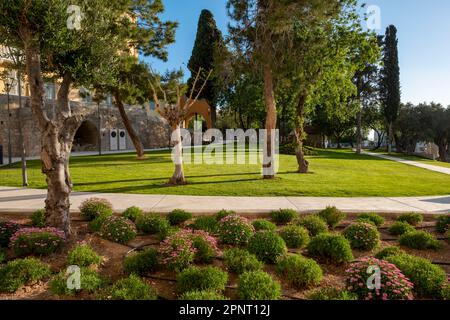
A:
[364,151,450,176]
[0,186,449,215]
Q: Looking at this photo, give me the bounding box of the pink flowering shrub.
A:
[345,257,414,300]
[159,230,197,271]
[10,227,65,256]
[218,215,254,246]
[343,222,380,251]
[0,221,20,247]
[99,216,137,244]
[189,229,221,263]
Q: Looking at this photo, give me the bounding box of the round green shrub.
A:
[276,254,323,289]
[190,216,219,234]
[159,230,197,271]
[270,209,297,225]
[124,248,159,276]
[237,271,281,300]
[398,230,441,250]
[135,213,170,235]
[0,220,20,247]
[122,206,143,222]
[109,274,157,300]
[343,222,380,251]
[0,257,51,293]
[396,213,423,226]
[50,267,103,295]
[99,216,137,244]
[307,233,353,264]
[88,211,113,232]
[248,231,287,264]
[436,215,450,233]
[441,285,450,300]
[189,230,220,263]
[278,225,309,248]
[374,246,405,260]
[223,248,263,274]
[180,290,228,300]
[252,219,277,231]
[318,206,346,228]
[31,209,46,228]
[167,209,192,226]
[388,221,415,236]
[215,210,235,221]
[294,215,329,236]
[10,227,65,256]
[307,288,357,300]
[176,266,228,294]
[218,215,254,246]
[357,213,385,227]
[67,244,101,267]
[386,253,447,298]
[79,198,113,221]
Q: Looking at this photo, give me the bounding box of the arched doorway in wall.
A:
[73,120,99,152]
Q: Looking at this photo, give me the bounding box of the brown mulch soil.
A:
[0,214,449,300]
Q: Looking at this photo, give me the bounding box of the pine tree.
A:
[381,25,401,154]
[187,9,225,125]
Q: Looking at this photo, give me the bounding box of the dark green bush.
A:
[398,230,441,250]
[386,253,447,298]
[0,248,6,264]
[278,225,309,248]
[223,248,263,274]
[252,219,277,231]
[307,234,353,264]
[31,209,46,228]
[294,215,329,236]
[0,258,51,293]
[99,216,136,244]
[67,244,101,267]
[135,213,170,235]
[307,288,357,300]
[122,206,143,222]
[374,246,405,260]
[237,271,281,300]
[10,227,65,256]
[215,210,235,221]
[270,209,297,225]
[123,248,159,276]
[396,213,423,226]
[0,220,20,247]
[343,222,380,250]
[436,215,450,233]
[176,266,228,294]
[190,216,219,234]
[276,254,323,289]
[88,211,113,232]
[248,231,287,263]
[167,209,192,226]
[79,198,113,221]
[49,267,104,295]
[110,274,157,300]
[318,206,346,228]
[357,213,385,227]
[388,221,415,236]
[218,215,254,246]
[180,290,228,300]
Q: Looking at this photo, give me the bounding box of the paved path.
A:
[0,186,448,215]
[364,151,450,176]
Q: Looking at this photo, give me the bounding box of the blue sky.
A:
[143,0,450,106]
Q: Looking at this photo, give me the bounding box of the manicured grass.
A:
[1,148,450,197]
[370,150,450,169]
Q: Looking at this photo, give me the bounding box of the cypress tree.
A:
[381,25,401,153]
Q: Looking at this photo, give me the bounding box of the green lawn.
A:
[1,148,450,197]
[371,151,450,169]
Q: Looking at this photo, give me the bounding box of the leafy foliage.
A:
[122,207,143,222]
[223,248,263,274]
[270,209,297,225]
[248,231,287,264]
[278,225,310,248]
[318,206,346,228]
[31,209,46,228]
[218,215,254,246]
[294,215,329,236]
[398,231,441,250]
[124,248,159,276]
[276,254,323,289]
[396,213,423,226]
[388,221,415,236]
[343,222,381,251]
[67,244,102,267]
[237,271,281,300]
[79,198,113,221]
[99,216,137,244]
[167,210,192,226]
[109,275,158,300]
[176,266,228,295]
[0,258,51,293]
[307,234,353,264]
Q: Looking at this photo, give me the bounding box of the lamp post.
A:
[5,76,16,165]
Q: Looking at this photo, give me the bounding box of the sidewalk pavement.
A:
[0,186,448,215]
[364,151,450,176]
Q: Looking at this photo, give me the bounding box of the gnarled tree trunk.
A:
[294,92,309,174]
[169,124,186,185]
[262,64,277,179]
[437,139,449,162]
[23,33,81,235]
[114,93,145,159]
